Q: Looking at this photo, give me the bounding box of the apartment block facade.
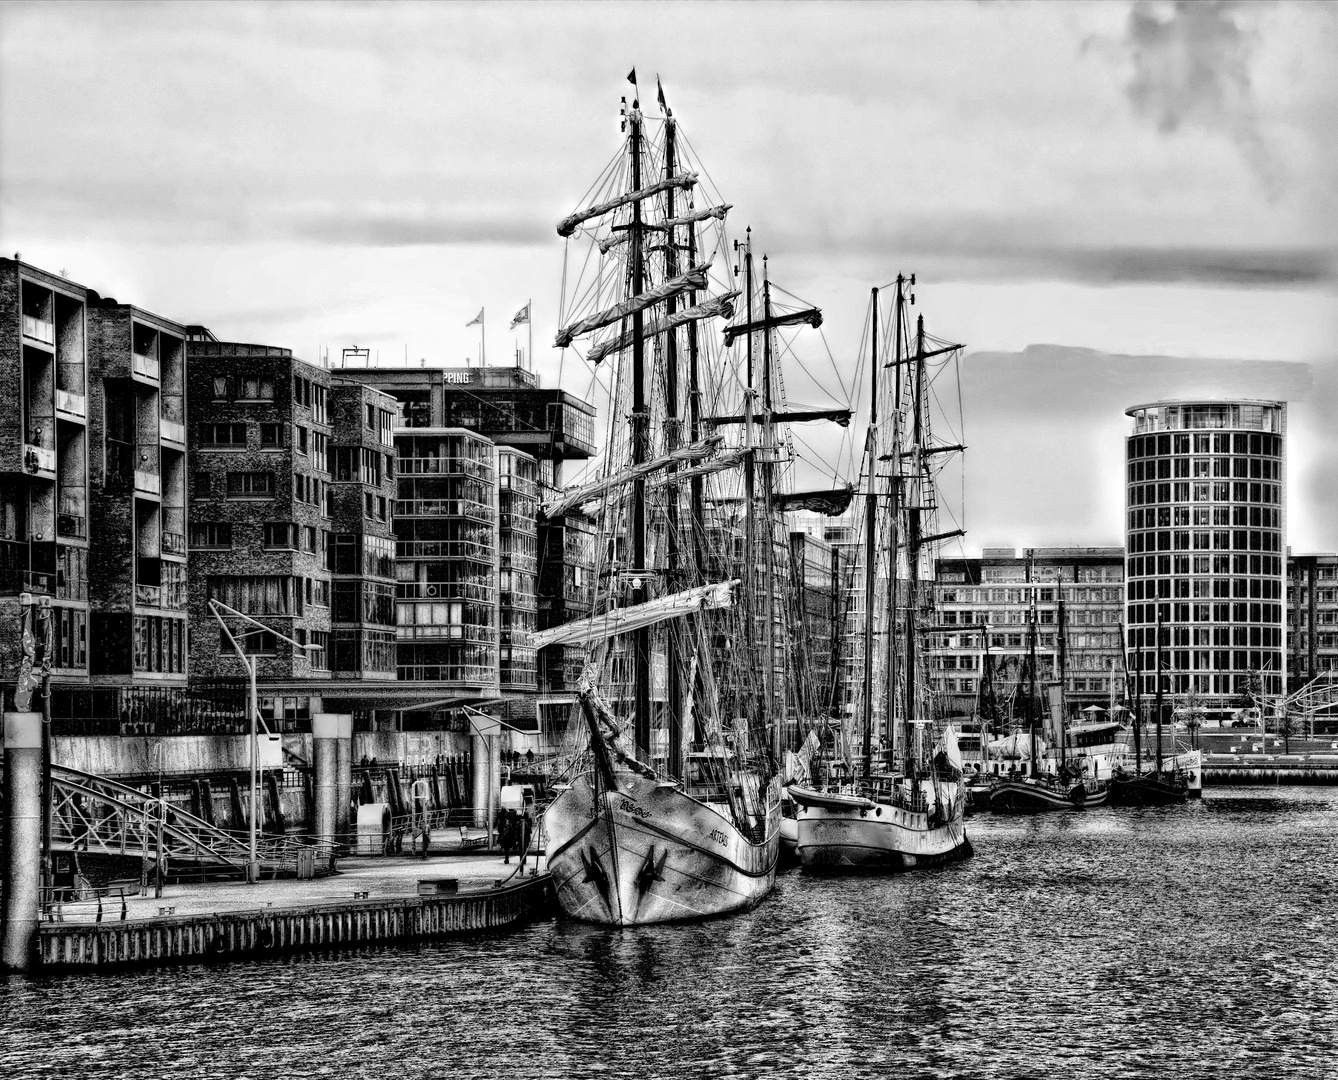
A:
[327,382,398,682]
[184,335,334,723]
[1287,552,1338,686]
[930,547,1127,722]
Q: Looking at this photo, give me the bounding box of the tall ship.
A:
[539,78,846,923]
[789,276,973,871]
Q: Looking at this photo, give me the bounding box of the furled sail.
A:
[663,203,731,228]
[556,172,699,237]
[531,580,739,650]
[707,405,852,427]
[555,262,712,348]
[584,292,741,365]
[773,484,856,516]
[722,306,823,346]
[540,435,726,519]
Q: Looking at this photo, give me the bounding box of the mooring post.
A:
[471,732,488,829]
[2,711,43,973]
[333,714,353,842]
[312,713,349,847]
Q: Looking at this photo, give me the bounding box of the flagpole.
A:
[481,308,486,367]
[527,299,532,371]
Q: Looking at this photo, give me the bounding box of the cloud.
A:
[1122,1,1283,198]
[956,345,1333,554]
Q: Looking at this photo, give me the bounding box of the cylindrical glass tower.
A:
[1124,400,1286,720]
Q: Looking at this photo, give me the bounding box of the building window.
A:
[302,525,317,553]
[189,522,233,549]
[208,576,296,614]
[312,431,328,470]
[211,376,232,400]
[221,628,278,656]
[200,423,247,448]
[366,403,376,431]
[226,471,276,497]
[309,630,329,670]
[296,426,308,455]
[239,377,275,401]
[312,384,328,424]
[262,522,298,549]
[260,422,284,447]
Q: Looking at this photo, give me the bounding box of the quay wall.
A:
[38,874,555,971]
[1202,764,1338,786]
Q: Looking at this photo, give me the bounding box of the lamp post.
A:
[210,600,319,884]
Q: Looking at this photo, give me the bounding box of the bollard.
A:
[333,714,353,840]
[312,713,346,847]
[471,733,489,829]
[2,712,43,973]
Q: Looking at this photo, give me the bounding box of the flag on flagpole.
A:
[627,68,637,87]
[465,308,483,327]
[656,76,667,114]
[509,303,530,330]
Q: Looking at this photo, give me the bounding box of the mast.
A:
[628,102,653,761]
[1155,605,1165,774]
[761,260,778,762]
[1026,554,1039,778]
[663,109,684,780]
[860,287,879,778]
[1057,579,1068,771]
[741,231,758,746]
[904,313,927,777]
[885,277,906,770]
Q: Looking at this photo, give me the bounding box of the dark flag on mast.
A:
[656,75,668,114]
[627,68,637,87]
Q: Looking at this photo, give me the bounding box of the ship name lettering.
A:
[618,798,651,820]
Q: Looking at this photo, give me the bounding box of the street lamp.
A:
[209,600,321,883]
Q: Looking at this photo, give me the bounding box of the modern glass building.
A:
[1124,400,1286,718]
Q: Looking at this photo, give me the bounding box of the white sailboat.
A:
[790,276,973,871]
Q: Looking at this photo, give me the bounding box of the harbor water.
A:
[2,786,1335,1079]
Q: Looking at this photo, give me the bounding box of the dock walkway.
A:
[38,853,554,971]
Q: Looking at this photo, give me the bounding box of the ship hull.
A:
[544,773,781,925]
[989,778,1110,813]
[790,784,972,872]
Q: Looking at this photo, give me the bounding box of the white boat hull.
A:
[791,783,972,872]
[544,772,781,925]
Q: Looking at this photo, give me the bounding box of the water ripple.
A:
[2,787,1335,1079]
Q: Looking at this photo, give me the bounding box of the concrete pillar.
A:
[471,733,488,828]
[312,713,347,846]
[2,712,43,973]
[334,715,353,838]
[488,734,502,847]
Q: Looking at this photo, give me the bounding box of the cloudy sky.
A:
[2,1,1334,553]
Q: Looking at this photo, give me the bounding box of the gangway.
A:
[48,764,336,878]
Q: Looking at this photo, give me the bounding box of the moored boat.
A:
[792,276,972,872]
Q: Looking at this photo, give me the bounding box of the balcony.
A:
[24,444,56,474]
[134,469,161,495]
[134,583,161,607]
[132,352,160,380]
[22,316,54,345]
[56,390,86,418]
[160,418,186,445]
[56,514,86,540]
[163,530,187,557]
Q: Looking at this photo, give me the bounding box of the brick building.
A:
[327,381,398,683]
[184,332,334,725]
